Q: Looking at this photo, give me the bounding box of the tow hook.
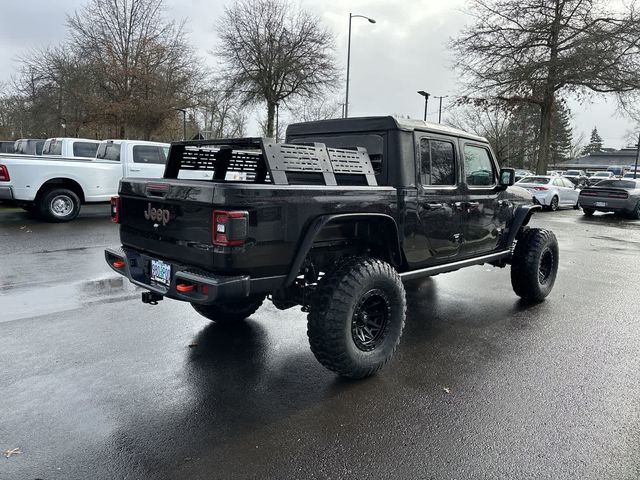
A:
[142,291,164,305]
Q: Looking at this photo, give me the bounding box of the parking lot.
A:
[1,205,639,479]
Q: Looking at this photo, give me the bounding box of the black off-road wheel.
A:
[191,295,265,323]
[583,208,595,216]
[38,188,81,222]
[307,256,406,379]
[511,228,559,302]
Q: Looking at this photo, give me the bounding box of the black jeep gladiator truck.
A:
[106,116,559,379]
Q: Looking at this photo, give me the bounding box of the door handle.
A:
[129,168,142,172]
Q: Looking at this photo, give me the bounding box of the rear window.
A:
[289,134,384,176]
[517,176,550,185]
[96,143,121,161]
[133,145,165,164]
[73,141,99,158]
[43,140,62,155]
[594,180,638,189]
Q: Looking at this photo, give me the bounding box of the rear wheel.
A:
[191,295,265,323]
[511,228,559,302]
[38,188,81,222]
[307,256,406,379]
[629,202,640,220]
[583,208,595,216]
[549,195,559,211]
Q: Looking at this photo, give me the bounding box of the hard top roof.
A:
[286,115,487,142]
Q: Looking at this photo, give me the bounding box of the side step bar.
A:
[399,250,512,281]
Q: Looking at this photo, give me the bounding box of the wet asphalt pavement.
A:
[1,204,639,480]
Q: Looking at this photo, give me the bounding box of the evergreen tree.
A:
[582,127,604,155]
[550,104,573,163]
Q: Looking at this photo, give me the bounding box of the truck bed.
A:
[118,178,397,279]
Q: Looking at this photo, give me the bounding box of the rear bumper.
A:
[0,186,14,200]
[105,246,285,304]
[579,197,636,212]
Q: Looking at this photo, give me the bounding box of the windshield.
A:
[593,172,610,177]
[517,176,549,185]
[565,170,580,175]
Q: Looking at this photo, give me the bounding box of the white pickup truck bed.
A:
[0,139,169,221]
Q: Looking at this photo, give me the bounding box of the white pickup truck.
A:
[0,139,170,222]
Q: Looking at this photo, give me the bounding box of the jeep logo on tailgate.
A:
[144,203,170,226]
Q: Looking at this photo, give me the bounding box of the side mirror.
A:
[499,168,515,187]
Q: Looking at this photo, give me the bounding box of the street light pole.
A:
[175,108,187,141]
[275,102,280,142]
[634,131,640,179]
[345,13,376,118]
[434,95,448,123]
[417,91,430,121]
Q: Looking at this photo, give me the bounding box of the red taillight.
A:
[110,196,120,223]
[212,210,248,246]
[0,165,9,182]
[533,186,549,191]
[581,190,597,196]
[112,259,125,269]
[608,191,629,199]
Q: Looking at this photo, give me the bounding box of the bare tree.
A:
[216,0,339,137]
[67,0,202,139]
[289,96,342,123]
[451,0,640,173]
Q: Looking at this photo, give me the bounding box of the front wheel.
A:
[307,256,406,379]
[583,208,595,216]
[511,228,559,302]
[38,188,81,222]
[191,295,265,323]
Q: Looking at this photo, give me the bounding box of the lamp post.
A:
[634,131,640,179]
[417,91,430,121]
[345,13,376,118]
[275,102,280,142]
[433,95,448,123]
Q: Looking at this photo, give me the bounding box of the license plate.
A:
[150,259,171,286]
[595,201,607,207]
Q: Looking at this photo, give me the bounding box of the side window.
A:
[463,145,496,186]
[420,138,456,186]
[133,145,165,164]
[161,146,169,162]
[73,142,99,158]
[565,178,575,188]
[553,178,563,187]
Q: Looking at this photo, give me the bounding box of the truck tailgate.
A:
[119,179,216,269]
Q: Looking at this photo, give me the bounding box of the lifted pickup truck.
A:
[106,116,559,378]
[0,139,169,221]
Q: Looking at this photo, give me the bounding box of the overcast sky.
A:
[0,0,636,147]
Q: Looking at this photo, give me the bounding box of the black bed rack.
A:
[163,137,377,187]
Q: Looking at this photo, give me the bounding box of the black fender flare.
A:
[284,213,402,286]
[502,204,542,249]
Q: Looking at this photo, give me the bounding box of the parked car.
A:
[105,116,559,379]
[606,166,627,178]
[515,175,580,211]
[13,139,45,155]
[0,141,15,154]
[514,168,533,182]
[622,171,639,179]
[0,139,169,222]
[579,179,640,218]
[562,169,589,187]
[587,171,615,185]
[42,137,101,159]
